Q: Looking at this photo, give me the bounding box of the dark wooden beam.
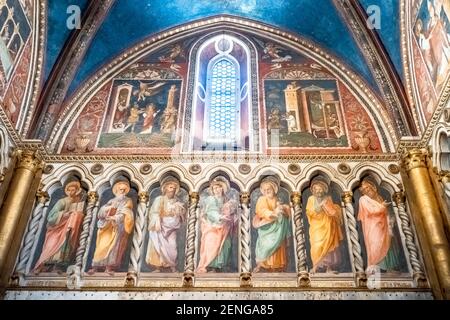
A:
[29,0,115,141]
[333,0,418,137]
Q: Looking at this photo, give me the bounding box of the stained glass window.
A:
[207,58,238,144]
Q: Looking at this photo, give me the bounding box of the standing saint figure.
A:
[253,177,291,272]
[358,179,401,274]
[305,179,343,273]
[197,176,238,273]
[141,103,160,134]
[34,178,86,274]
[88,177,134,275]
[146,176,186,272]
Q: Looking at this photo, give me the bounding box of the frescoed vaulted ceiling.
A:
[44,0,384,94]
[3,0,447,141]
[45,0,89,79]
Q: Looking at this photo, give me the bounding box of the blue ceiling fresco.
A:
[45,0,88,80]
[64,0,382,95]
[358,0,403,81]
[44,0,405,96]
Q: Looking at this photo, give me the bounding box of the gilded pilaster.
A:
[0,149,43,289]
[402,148,450,299]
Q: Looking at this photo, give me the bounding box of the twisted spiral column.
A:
[66,192,98,289]
[126,191,149,287]
[183,192,199,287]
[393,191,427,287]
[342,191,366,287]
[291,192,310,287]
[75,192,98,268]
[239,192,252,287]
[15,191,49,274]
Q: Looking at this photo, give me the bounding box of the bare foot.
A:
[151,268,161,273]
[170,267,177,273]
[105,267,115,276]
[32,267,42,276]
[86,268,96,275]
[253,266,261,273]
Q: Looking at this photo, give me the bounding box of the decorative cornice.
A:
[333,0,418,137]
[40,153,402,163]
[30,0,115,140]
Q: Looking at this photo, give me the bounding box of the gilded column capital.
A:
[87,191,99,205]
[14,149,44,173]
[189,192,199,203]
[437,170,450,184]
[240,192,250,206]
[341,191,353,204]
[290,191,301,205]
[138,191,149,203]
[401,148,428,172]
[392,191,406,205]
[36,190,50,204]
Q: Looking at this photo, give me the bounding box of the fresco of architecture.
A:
[264,80,347,148]
[197,176,239,273]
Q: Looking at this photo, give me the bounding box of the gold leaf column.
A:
[0,149,43,289]
[402,148,450,299]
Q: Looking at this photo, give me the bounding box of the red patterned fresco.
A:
[1,40,32,126]
[61,83,112,154]
[339,84,382,153]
